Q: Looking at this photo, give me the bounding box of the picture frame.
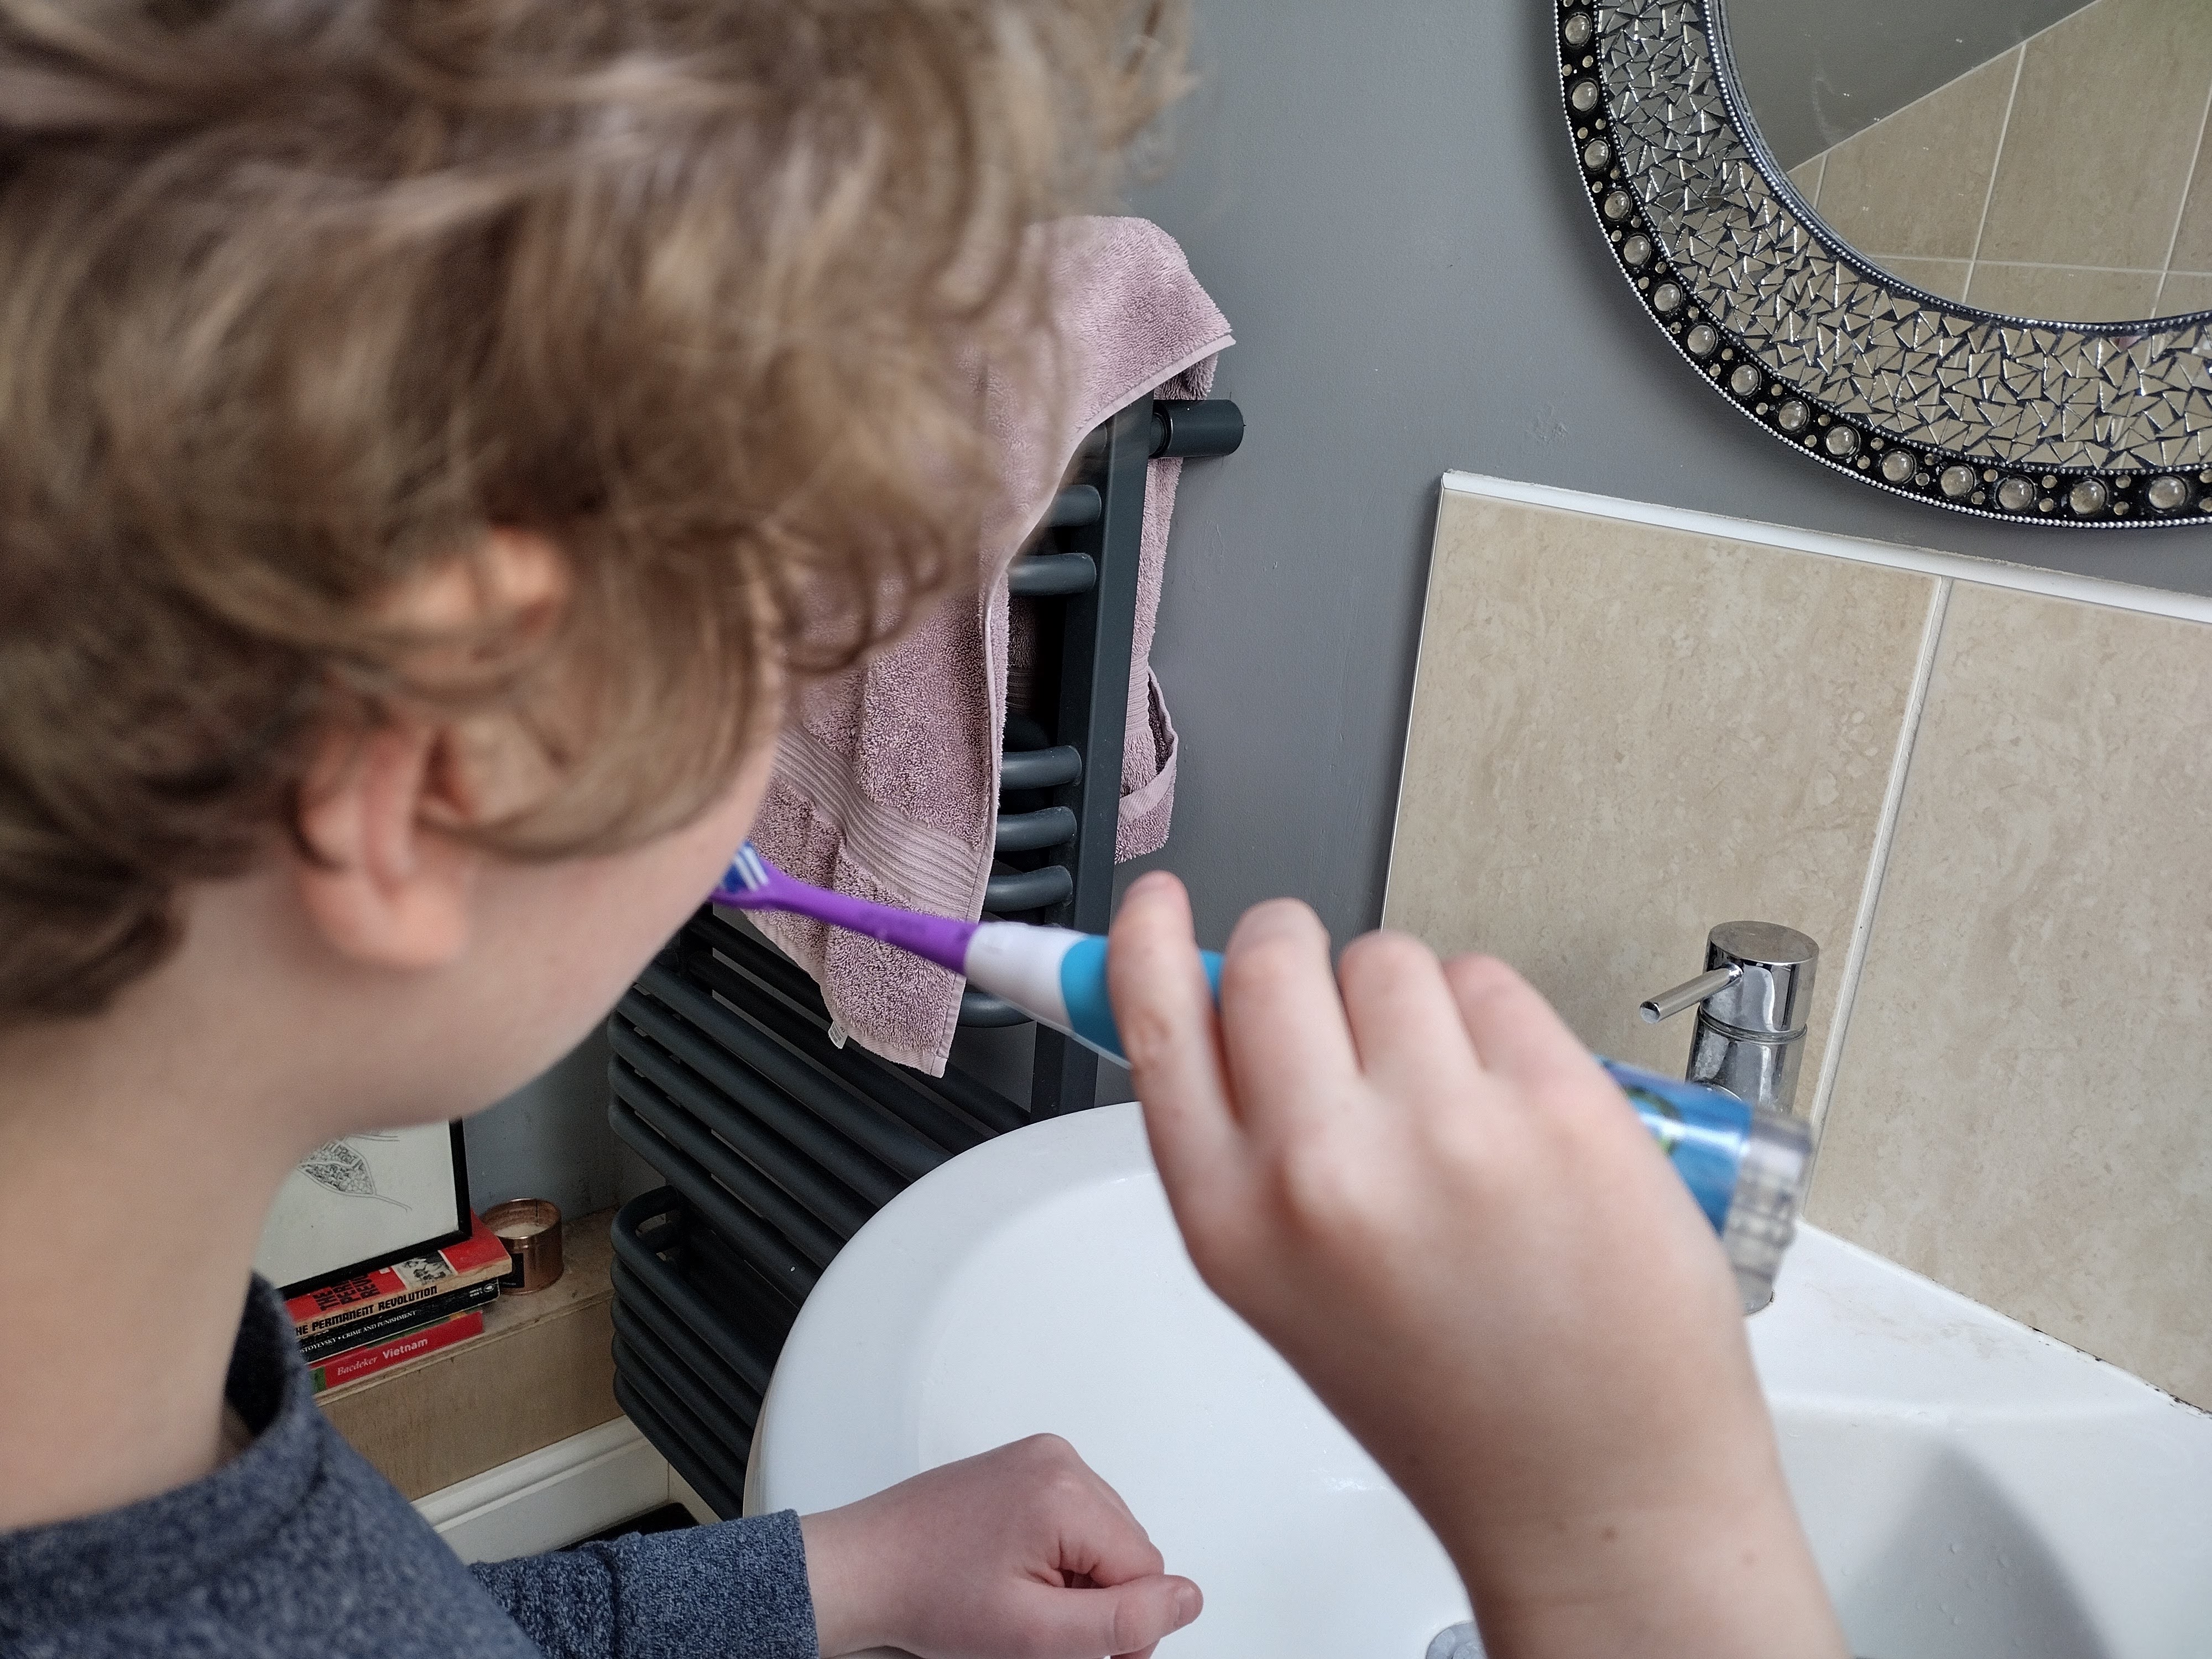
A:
[252,1121,472,1299]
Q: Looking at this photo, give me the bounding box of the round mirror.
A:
[1556,0,2212,526]
[1730,1,2212,325]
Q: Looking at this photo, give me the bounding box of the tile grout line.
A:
[2154,71,2212,311]
[1805,577,1950,1147]
[1961,45,2025,306]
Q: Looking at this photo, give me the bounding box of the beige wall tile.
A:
[1964,262,2163,324]
[1813,49,2015,263]
[1384,494,1937,1096]
[1810,583,2212,1409]
[1871,257,1973,305]
[2157,270,2212,314]
[1979,0,2212,270]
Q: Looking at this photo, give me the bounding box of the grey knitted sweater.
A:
[0,1279,818,1658]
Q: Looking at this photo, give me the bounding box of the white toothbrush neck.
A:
[962,923,1086,1029]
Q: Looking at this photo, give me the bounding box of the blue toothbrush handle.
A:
[1598,1059,1754,1232]
[1053,940,1220,1060]
[1061,941,1791,1253]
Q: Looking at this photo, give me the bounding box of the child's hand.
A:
[799,1433,1201,1658]
[1107,873,1845,1659]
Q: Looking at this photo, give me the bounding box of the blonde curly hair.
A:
[0,0,1186,1021]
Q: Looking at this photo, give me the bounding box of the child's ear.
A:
[289,528,568,970]
[291,718,482,971]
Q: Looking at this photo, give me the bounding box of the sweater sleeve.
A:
[469,1510,818,1659]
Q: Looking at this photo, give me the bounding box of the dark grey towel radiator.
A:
[608,395,1241,1512]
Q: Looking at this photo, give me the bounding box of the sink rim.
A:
[745,1102,2212,1658]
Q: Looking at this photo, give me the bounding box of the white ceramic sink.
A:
[744,1104,2212,1658]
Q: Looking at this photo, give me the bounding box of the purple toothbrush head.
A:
[709,841,978,977]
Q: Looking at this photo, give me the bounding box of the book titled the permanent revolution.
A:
[295,1275,501,1363]
[287,1212,510,1339]
[309,1308,486,1395]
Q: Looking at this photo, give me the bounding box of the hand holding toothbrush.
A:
[1106,872,1846,1659]
[713,841,1809,1300]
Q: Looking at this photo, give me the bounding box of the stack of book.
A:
[289,1213,511,1394]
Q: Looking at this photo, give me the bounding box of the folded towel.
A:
[745,216,1232,1074]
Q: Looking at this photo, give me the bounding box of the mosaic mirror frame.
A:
[1559,0,2212,529]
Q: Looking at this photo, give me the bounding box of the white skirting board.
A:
[416,1417,719,1563]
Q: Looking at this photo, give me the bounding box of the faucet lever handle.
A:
[1638,921,1820,1121]
[1640,964,1741,1024]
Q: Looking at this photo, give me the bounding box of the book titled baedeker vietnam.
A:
[309,1308,487,1395]
[287,1212,510,1339]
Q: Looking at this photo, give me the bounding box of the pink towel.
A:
[744,217,1232,1074]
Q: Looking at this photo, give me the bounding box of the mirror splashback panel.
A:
[1563,0,2212,526]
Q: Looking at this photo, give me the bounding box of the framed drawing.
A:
[252,1121,472,1298]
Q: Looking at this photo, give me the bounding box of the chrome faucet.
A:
[1640,921,1819,1116]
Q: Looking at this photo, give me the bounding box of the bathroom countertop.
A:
[319,1207,620,1499]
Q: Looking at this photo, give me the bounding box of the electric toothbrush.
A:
[712,842,1809,1307]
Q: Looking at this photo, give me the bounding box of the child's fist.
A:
[801,1433,1201,1659]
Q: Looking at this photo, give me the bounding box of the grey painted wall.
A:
[461,1028,662,1222]
[1728,0,2098,167]
[1115,0,2212,972]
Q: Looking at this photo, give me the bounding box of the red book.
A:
[288,1213,512,1338]
[309,1308,485,1395]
